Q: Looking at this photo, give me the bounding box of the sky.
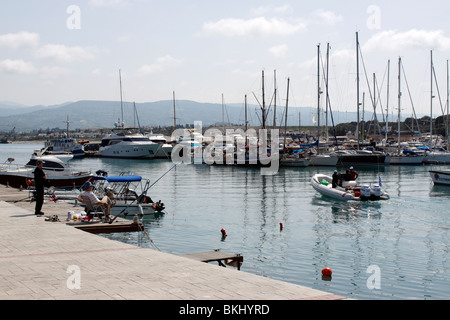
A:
[1,0,450,117]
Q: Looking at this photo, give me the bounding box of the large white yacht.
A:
[98,127,161,159]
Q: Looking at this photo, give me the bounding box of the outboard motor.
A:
[371,185,381,199]
[360,185,371,199]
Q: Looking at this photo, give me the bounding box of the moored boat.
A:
[98,127,161,159]
[335,149,387,166]
[88,173,165,216]
[388,150,426,165]
[0,152,92,189]
[429,169,450,186]
[280,153,310,167]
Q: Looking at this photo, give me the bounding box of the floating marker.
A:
[220,228,227,237]
[321,267,332,276]
[279,222,283,231]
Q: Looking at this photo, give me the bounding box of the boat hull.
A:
[280,159,310,167]
[430,170,450,186]
[424,152,450,164]
[309,154,338,166]
[98,142,161,159]
[0,171,92,189]
[337,153,387,166]
[388,155,425,165]
[110,203,162,216]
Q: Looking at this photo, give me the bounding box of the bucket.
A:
[67,211,74,220]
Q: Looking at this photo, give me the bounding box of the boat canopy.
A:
[402,149,419,155]
[92,175,142,182]
[300,140,319,147]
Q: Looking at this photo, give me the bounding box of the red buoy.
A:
[322,268,332,276]
[279,222,283,231]
[220,228,227,237]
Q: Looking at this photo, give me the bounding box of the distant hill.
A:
[0,99,392,131]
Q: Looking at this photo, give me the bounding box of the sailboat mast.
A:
[66,115,70,137]
[119,69,124,127]
[325,43,330,142]
[262,70,266,129]
[430,50,434,147]
[173,91,176,132]
[447,60,449,143]
[317,44,321,142]
[245,94,248,132]
[222,93,225,134]
[386,60,390,143]
[273,70,277,129]
[398,57,402,155]
[356,32,360,150]
[284,78,290,151]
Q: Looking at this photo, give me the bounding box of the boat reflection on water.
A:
[429,184,450,198]
[330,202,382,219]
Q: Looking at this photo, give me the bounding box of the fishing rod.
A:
[108,164,177,224]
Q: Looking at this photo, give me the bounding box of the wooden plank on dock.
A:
[180,249,243,270]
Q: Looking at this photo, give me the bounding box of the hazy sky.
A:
[1,0,450,116]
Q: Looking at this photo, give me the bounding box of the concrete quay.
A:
[0,185,348,301]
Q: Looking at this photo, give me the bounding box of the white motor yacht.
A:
[98,127,161,159]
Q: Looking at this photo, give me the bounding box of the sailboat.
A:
[309,43,338,167]
[280,78,311,167]
[388,57,426,165]
[423,51,450,164]
[98,71,161,159]
[335,33,387,166]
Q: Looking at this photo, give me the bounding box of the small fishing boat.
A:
[88,173,165,216]
[429,169,450,186]
[311,173,389,201]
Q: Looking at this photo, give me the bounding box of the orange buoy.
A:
[322,267,332,276]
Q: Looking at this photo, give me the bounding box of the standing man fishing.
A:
[34,160,47,216]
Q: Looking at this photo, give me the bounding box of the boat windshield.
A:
[26,159,65,171]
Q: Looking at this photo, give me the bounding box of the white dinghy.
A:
[311,173,389,201]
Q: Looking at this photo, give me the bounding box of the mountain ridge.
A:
[0,99,391,132]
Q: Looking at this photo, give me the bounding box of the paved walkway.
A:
[0,186,348,300]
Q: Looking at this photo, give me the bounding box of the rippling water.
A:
[3,143,450,300]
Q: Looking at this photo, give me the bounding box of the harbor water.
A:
[2,143,450,300]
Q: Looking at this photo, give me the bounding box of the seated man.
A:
[77,181,114,222]
[349,166,359,181]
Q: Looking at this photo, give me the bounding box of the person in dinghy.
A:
[348,166,359,181]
